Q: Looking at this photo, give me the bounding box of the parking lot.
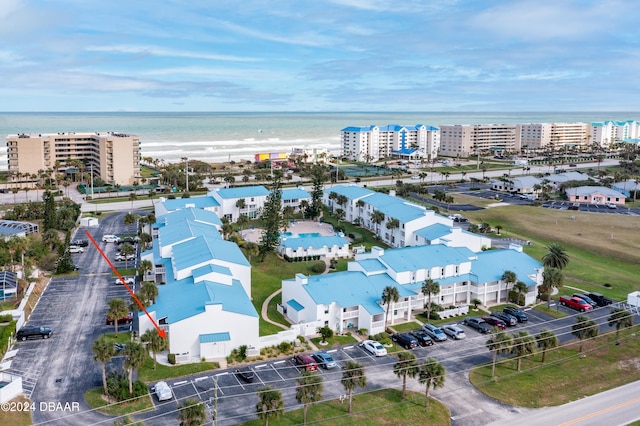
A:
[7,211,142,426]
[132,301,635,426]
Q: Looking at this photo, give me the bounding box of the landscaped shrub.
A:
[310,262,325,274]
[0,314,13,322]
[278,341,292,353]
[167,353,176,365]
[106,372,147,401]
[0,320,16,358]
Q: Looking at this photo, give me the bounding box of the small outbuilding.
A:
[80,217,99,227]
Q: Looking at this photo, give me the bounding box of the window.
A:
[441,268,445,276]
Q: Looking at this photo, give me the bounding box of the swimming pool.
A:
[280,232,321,238]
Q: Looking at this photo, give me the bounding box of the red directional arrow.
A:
[85,231,166,339]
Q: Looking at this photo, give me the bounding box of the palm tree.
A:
[123,212,139,235]
[535,329,558,363]
[341,360,366,415]
[381,286,400,329]
[486,330,513,378]
[177,398,206,426]
[371,210,385,235]
[123,341,147,395]
[501,270,517,294]
[421,278,440,321]
[542,243,569,270]
[107,298,129,336]
[141,328,168,370]
[608,308,633,345]
[256,386,284,426]
[119,242,135,270]
[393,351,419,400]
[92,335,116,395]
[542,267,564,306]
[510,331,535,372]
[295,371,323,425]
[139,281,159,306]
[512,281,528,305]
[243,242,260,263]
[417,358,445,409]
[572,315,599,353]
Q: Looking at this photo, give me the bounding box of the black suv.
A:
[410,329,434,347]
[391,332,418,349]
[71,239,89,247]
[585,292,613,307]
[17,326,53,341]
[503,306,528,322]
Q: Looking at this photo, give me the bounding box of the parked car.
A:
[293,353,318,371]
[559,295,593,312]
[463,317,492,334]
[361,339,387,356]
[503,306,528,322]
[605,202,617,209]
[115,253,136,262]
[16,326,53,340]
[483,316,507,330]
[117,237,139,245]
[106,313,133,325]
[441,324,466,340]
[102,234,120,243]
[153,381,173,401]
[71,239,89,247]
[312,351,337,369]
[69,245,84,254]
[235,368,255,383]
[114,277,136,286]
[422,323,447,342]
[491,312,517,326]
[391,333,418,349]
[410,329,434,347]
[572,293,598,308]
[585,292,613,307]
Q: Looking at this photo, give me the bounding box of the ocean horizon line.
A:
[2,110,640,114]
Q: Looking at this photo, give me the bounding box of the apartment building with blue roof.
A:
[341,123,440,162]
[277,234,351,260]
[155,195,221,217]
[139,206,258,361]
[282,244,542,335]
[324,185,490,251]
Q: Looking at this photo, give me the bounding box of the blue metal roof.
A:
[392,148,418,155]
[356,258,387,273]
[199,332,231,343]
[158,208,222,227]
[341,125,376,132]
[414,223,452,241]
[300,271,385,315]
[158,219,222,248]
[172,235,250,271]
[287,299,304,311]
[280,235,349,249]
[325,184,375,200]
[379,245,472,272]
[160,196,220,211]
[282,188,311,201]
[192,263,232,279]
[472,249,542,286]
[216,185,270,199]
[365,192,427,222]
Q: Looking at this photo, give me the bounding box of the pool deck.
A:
[241,220,337,244]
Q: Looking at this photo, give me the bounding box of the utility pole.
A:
[181,157,189,192]
[213,376,218,426]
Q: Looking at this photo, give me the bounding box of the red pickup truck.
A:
[559,296,593,312]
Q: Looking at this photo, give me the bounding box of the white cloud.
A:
[85,45,259,62]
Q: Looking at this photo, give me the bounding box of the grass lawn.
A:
[389,321,422,333]
[310,334,358,348]
[470,328,640,407]
[463,205,640,301]
[0,396,34,426]
[137,357,219,383]
[242,388,450,426]
[534,304,568,319]
[250,252,327,336]
[84,388,154,417]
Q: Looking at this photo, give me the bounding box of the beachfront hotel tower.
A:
[6,132,141,186]
[341,124,440,162]
[439,124,518,157]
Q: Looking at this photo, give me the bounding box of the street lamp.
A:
[181,157,189,192]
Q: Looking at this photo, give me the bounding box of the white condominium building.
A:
[590,120,640,148]
[517,122,588,151]
[439,124,517,157]
[341,124,440,162]
[6,132,141,186]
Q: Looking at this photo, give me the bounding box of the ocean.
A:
[1,111,638,171]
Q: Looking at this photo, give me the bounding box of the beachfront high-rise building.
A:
[6,132,141,186]
[439,124,517,158]
[589,120,640,148]
[340,124,440,162]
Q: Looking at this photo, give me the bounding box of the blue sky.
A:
[1,0,639,112]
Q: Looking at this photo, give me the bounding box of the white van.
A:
[102,235,120,243]
[154,381,173,401]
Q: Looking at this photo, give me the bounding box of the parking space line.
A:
[191,381,201,400]
[173,380,188,386]
[271,362,286,381]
